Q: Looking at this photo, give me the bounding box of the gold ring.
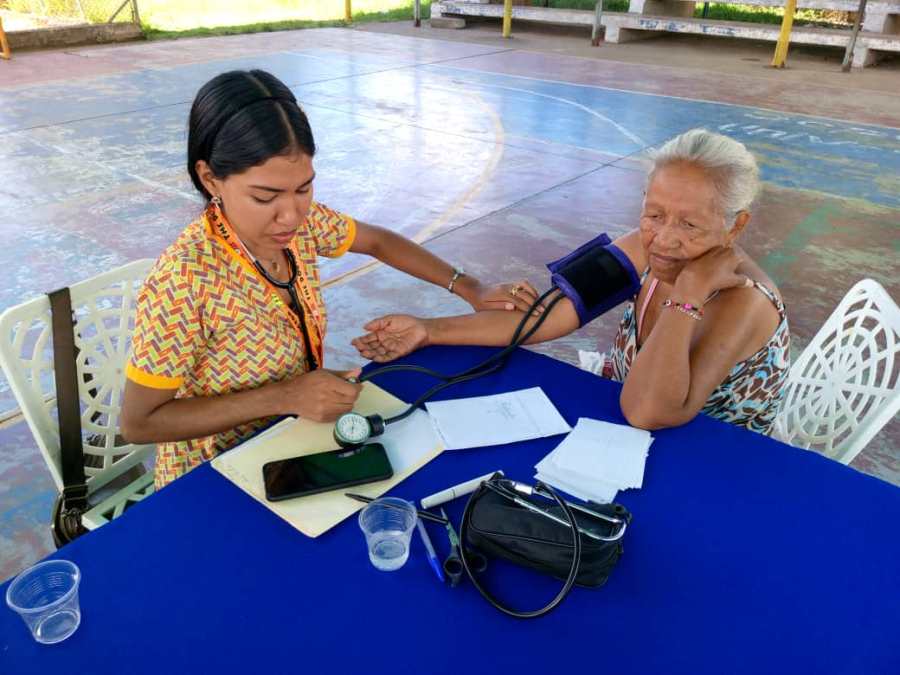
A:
[510,285,521,297]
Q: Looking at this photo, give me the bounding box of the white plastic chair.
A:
[0,259,156,529]
[774,279,900,465]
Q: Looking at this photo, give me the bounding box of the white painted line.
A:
[428,62,900,134]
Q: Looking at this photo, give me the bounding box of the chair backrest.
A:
[774,279,900,465]
[0,259,156,493]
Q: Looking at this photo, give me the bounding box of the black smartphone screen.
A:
[262,443,393,502]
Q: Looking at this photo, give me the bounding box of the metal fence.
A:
[0,0,139,31]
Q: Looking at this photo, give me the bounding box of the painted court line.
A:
[429,62,900,133]
[472,83,646,149]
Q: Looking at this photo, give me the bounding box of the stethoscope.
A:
[332,286,567,448]
[248,240,567,446]
[251,247,319,372]
[246,235,566,449]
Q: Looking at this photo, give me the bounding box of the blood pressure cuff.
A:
[547,233,640,326]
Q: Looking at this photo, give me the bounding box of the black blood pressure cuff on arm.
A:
[547,233,641,327]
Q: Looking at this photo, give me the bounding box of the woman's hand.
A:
[352,315,429,363]
[462,279,544,313]
[276,368,362,422]
[674,246,751,304]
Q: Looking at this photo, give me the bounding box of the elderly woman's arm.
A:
[352,292,580,362]
[352,229,645,362]
[619,247,778,429]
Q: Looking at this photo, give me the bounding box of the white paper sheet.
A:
[535,448,621,503]
[552,419,652,489]
[535,471,619,504]
[425,387,571,450]
[534,417,653,503]
[379,409,443,473]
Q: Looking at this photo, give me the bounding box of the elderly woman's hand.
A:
[674,246,751,305]
[352,315,429,363]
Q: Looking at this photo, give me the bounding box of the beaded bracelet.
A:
[662,299,703,321]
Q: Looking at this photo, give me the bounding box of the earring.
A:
[210,195,222,206]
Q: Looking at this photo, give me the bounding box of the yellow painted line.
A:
[324,90,506,289]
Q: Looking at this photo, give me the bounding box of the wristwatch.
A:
[447,266,466,294]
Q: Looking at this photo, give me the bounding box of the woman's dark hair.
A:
[187,69,316,199]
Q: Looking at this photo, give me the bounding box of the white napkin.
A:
[535,418,653,503]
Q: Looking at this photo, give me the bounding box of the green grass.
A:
[533,0,628,10]
[3,0,122,23]
[530,0,850,27]
[698,3,850,26]
[140,0,430,34]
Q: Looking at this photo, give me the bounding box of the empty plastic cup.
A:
[358,498,417,571]
[6,560,81,644]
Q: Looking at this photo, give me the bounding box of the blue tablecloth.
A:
[2,347,899,674]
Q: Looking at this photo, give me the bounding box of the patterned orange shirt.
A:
[126,201,356,488]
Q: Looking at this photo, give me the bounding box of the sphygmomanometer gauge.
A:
[333,412,385,448]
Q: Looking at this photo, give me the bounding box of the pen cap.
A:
[421,471,503,509]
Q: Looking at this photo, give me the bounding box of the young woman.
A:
[121,69,534,487]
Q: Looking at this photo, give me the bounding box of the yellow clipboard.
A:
[211,382,444,537]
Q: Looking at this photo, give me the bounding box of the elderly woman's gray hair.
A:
[650,129,760,219]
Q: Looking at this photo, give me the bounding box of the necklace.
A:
[236,237,281,276]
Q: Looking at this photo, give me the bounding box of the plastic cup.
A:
[358,498,417,571]
[6,560,81,644]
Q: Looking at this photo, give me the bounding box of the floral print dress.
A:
[606,271,790,434]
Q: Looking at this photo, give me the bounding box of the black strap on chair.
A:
[48,287,89,546]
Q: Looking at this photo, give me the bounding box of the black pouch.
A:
[464,481,631,588]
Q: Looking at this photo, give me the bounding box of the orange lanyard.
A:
[203,203,325,367]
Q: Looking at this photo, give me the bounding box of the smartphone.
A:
[262,443,393,502]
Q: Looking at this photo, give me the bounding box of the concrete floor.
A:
[0,22,897,581]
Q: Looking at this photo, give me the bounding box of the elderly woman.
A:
[121,69,534,488]
[353,129,790,433]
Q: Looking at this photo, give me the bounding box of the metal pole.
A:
[414,0,421,27]
[592,0,603,46]
[107,0,131,23]
[132,0,142,26]
[345,0,352,23]
[502,0,513,38]
[771,0,797,68]
[841,0,868,71]
[0,17,10,60]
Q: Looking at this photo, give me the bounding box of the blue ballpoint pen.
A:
[416,517,445,583]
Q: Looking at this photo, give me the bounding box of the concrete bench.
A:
[603,0,900,66]
[432,0,900,67]
[435,1,594,27]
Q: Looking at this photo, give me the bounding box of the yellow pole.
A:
[771,0,797,68]
[0,17,11,60]
[345,0,352,22]
[502,0,513,38]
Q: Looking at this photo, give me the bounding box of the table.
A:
[2,347,898,674]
